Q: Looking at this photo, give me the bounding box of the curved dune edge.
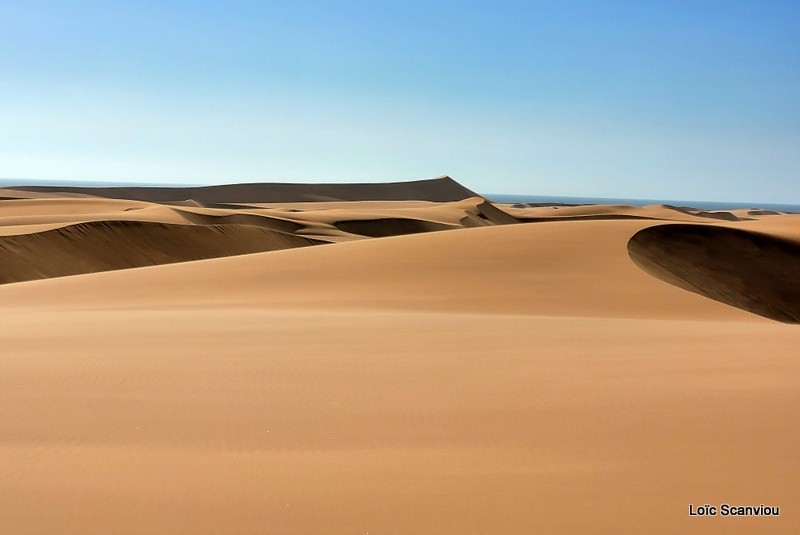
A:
[627,223,800,323]
[0,220,324,284]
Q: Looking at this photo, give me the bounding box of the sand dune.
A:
[170,208,308,234]
[0,219,760,321]
[628,223,800,323]
[658,204,743,221]
[1,178,799,533]
[0,220,322,284]
[7,175,480,204]
[0,195,524,280]
[503,202,753,223]
[333,217,457,237]
[0,197,151,215]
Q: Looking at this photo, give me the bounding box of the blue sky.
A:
[1,1,798,201]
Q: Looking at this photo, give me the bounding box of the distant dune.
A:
[6,175,480,204]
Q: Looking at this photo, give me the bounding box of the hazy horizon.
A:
[2,1,798,203]
[3,175,800,210]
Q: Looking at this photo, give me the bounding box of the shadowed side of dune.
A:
[8,176,480,204]
[627,224,800,323]
[0,221,324,284]
[334,218,456,237]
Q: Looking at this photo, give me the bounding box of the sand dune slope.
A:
[0,196,525,283]
[0,219,757,320]
[0,194,519,243]
[1,214,799,533]
[504,202,756,223]
[1,309,798,534]
[1,182,799,533]
[0,220,323,284]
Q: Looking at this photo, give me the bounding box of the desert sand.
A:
[1,176,799,533]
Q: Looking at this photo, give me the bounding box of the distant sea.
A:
[486,194,800,214]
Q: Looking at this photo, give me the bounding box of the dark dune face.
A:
[6,176,480,204]
[627,224,800,323]
[0,221,324,284]
[334,218,455,237]
[473,200,519,225]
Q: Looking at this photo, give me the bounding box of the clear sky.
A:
[1,1,798,201]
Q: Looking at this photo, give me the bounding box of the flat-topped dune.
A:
[1,177,799,533]
[6,175,480,204]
